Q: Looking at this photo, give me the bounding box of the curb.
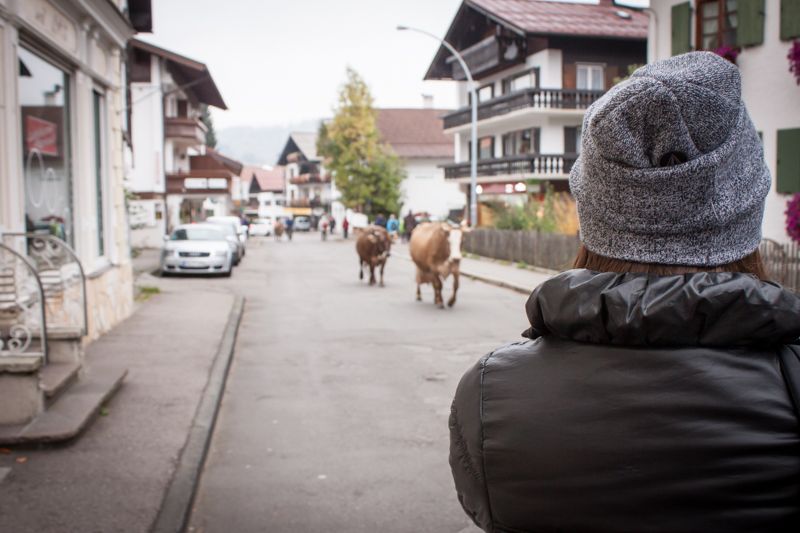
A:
[150,295,245,533]
[394,252,532,295]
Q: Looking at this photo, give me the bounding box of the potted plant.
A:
[785,193,800,244]
[789,40,800,85]
[713,45,740,64]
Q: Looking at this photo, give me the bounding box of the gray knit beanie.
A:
[569,51,770,266]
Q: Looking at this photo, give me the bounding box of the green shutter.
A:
[781,0,800,40]
[777,128,800,194]
[671,2,692,55]
[738,0,765,47]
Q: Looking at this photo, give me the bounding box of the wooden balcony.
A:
[289,173,330,185]
[442,88,604,130]
[288,198,324,208]
[164,117,207,144]
[443,153,578,180]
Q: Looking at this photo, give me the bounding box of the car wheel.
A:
[221,267,232,278]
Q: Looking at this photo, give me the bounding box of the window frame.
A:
[502,128,541,157]
[501,67,540,95]
[576,63,605,91]
[92,87,109,259]
[696,0,739,51]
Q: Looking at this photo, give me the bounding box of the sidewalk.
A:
[0,282,239,533]
[393,242,555,295]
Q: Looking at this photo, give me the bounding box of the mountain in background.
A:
[216,119,321,167]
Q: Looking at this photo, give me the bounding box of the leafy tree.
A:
[317,68,404,217]
[200,104,217,148]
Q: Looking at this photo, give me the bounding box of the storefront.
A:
[0,0,147,338]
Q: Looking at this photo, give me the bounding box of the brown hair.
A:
[573,245,768,281]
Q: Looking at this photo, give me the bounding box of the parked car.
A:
[207,215,249,246]
[293,216,311,232]
[249,218,274,237]
[160,224,233,277]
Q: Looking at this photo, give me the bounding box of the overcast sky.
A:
[141,0,648,130]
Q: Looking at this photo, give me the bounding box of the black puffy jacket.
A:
[450,270,800,533]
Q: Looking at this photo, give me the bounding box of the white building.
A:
[376,107,465,219]
[648,0,800,244]
[126,38,230,247]
[0,0,151,337]
[424,0,647,222]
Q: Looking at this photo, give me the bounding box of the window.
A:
[564,126,583,154]
[697,0,738,50]
[576,64,604,90]
[18,47,73,244]
[93,90,105,256]
[777,128,800,194]
[502,128,540,156]
[502,69,539,95]
[468,84,495,105]
[468,136,495,161]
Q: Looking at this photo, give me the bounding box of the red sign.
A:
[25,116,58,157]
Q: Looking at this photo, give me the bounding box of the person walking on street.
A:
[403,211,416,242]
[320,215,329,241]
[342,216,349,240]
[374,213,386,228]
[386,214,399,241]
[449,52,800,533]
[284,217,293,241]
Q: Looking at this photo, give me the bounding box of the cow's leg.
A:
[416,284,422,301]
[432,275,444,309]
[369,260,376,286]
[359,259,364,281]
[379,259,386,287]
[447,270,459,308]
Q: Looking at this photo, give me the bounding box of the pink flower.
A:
[785,193,800,243]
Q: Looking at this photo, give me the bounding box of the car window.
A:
[206,221,237,236]
[170,227,224,241]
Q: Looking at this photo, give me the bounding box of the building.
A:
[0,0,151,338]
[375,107,465,219]
[126,38,230,247]
[277,132,344,226]
[648,0,800,244]
[424,0,647,219]
[239,165,286,220]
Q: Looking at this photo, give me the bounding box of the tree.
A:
[200,104,217,148]
[317,68,404,217]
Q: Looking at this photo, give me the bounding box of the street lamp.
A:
[397,25,478,228]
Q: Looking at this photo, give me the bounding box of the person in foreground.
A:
[449,51,800,533]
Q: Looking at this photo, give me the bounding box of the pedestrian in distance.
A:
[403,210,416,243]
[284,217,293,242]
[449,52,800,533]
[386,213,399,241]
[342,216,350,240]
[320,215,329,241]
[374,213,386,228]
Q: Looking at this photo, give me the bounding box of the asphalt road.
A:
[187,232,530,533]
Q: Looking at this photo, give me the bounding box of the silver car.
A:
[161,224,234,277]
[206,218,246,263]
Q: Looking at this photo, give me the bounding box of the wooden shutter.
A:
[671,2,692,55]
[777,128,800,194]
[781,0,800,40]
[738,0,765,46]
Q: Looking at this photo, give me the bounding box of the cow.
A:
[356,225,391,286]
[409,222,468,308]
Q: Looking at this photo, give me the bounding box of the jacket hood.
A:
[524,269,800,347]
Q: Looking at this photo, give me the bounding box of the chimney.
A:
[422,94,434,109]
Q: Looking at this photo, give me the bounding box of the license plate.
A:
[180,260,205,268]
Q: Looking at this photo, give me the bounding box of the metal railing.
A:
[443,153,578,180]
[443,88,604,129]
[0,242,48,363]
[2,233,88,337]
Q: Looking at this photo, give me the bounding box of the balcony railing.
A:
[288,198,325,208]
[289,173,330,185]
[443,88,604,129]
[164,117,207,144]
[443,153,578,180]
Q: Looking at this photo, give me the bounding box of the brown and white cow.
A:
[409,222,468,308]
[356,225,391,286]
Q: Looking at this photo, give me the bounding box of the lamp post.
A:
[397,25,478,228]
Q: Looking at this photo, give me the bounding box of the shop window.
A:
[577,64,604,90]
[502,128,541,156]
[502,69,539,95]
[18,47,73,244]
[93,90,106,256]
[696,0,738,50]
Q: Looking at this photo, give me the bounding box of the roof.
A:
[376,108,454,159]
[241,165,284,193]
[190,148,243,175]
[276,132,319,165]
[469,0,648,39]
[130,38,227,109]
